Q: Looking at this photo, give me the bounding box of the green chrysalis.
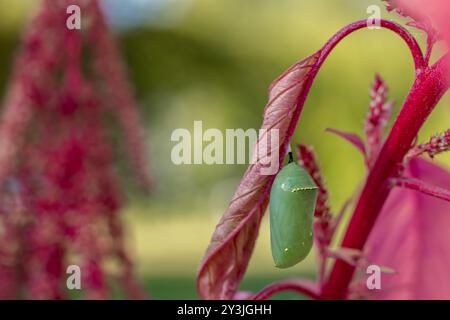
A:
[269,157,318,268]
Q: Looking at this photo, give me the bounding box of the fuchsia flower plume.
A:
[0,0,151,299]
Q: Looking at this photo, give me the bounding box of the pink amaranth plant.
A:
[197,0,450,300]
[0,0,150,299]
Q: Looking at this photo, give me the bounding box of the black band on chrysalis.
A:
[288,151,294,163]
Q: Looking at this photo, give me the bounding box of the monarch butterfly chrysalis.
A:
[269,151,318,268]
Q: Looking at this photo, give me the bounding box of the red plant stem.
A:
[393,177,450,203]
[322,53,450,299]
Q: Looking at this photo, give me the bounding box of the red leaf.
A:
[326,128,366,155]
[197,52,322,299]
[353,158,450,299]
[385,1,435,31]
[390,0,449,45]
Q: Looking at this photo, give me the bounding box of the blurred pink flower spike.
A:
[355,158,450,299]
[0,0,149,299]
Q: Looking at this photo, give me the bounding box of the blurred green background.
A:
[0,0,449,299]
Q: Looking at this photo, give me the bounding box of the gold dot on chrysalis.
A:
[284,248,289,252]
